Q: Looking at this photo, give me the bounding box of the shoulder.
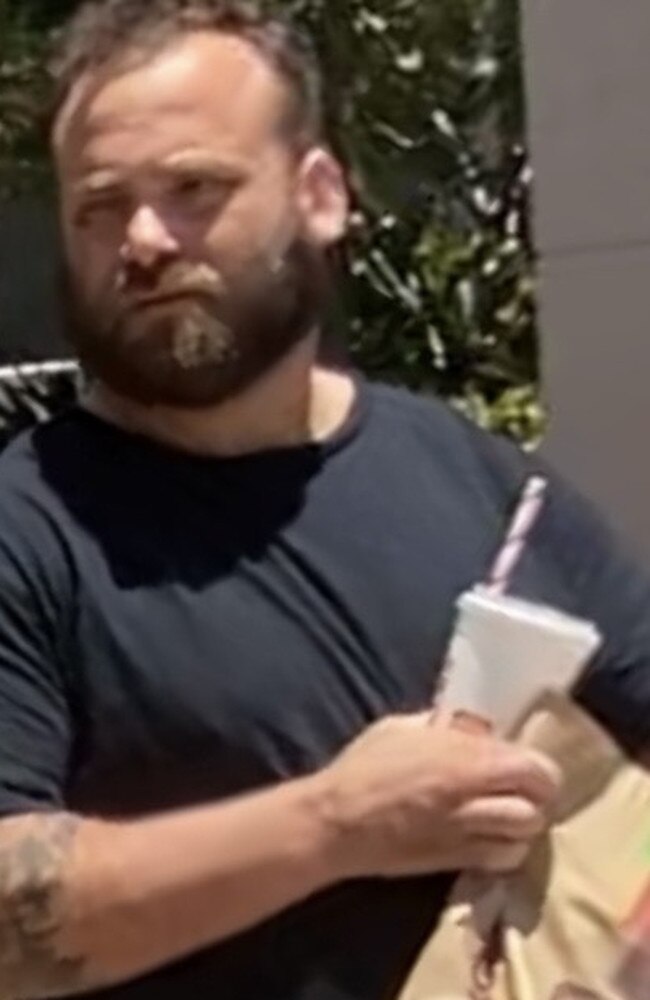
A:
[364,379,535,500]
[0,413,84,565]
[362,378,642,598]
[0,416,62,504]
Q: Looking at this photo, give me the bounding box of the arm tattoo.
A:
[0,814,87,996]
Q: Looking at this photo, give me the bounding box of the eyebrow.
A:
[162,152,250,179]
[73,153,249,198]
[74,170,124,198]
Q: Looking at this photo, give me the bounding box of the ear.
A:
[295,148,349,247]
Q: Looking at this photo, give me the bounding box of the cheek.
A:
[199,217,251,275]
[202,194,297,276]
[62,219,116,301]
[76,253,115,305]
[67,244,118,310]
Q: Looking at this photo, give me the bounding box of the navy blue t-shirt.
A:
[0,377,648,999]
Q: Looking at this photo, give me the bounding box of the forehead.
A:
[55,31,290,174]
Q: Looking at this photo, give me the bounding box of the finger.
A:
[450,711,494,736]
[476,745,563,806]
[365,712,432,741]
[428,707,450,730]
[387,711,437,729]
[468,838,531,874]
[509,749,563,805]
[429,707,494,735]
[454,795,547,841]
[408,837,531,876]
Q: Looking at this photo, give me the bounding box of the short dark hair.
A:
[48,0,324,147]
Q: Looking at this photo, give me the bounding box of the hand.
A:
[316,712,561,880]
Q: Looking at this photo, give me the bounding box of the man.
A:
[0,1,647,998]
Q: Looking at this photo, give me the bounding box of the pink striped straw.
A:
[430,475,549,719]
[484,475,548,596]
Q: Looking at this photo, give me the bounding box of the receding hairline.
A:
[47,3,324,150]
[51,28,305,154]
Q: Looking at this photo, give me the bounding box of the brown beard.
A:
[61,238,331,408]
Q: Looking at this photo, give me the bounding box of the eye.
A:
[178,176,212,195]
[174,174,231,206]
[74,194,126,229]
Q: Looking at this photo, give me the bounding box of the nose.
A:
[121,204,180,270]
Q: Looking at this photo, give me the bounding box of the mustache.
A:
[115,261,226,304]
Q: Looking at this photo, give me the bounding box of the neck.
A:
[83,335,357,458]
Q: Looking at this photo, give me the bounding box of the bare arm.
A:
[0,717,559,999]
[0,777,333,998]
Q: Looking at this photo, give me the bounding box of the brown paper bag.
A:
[396,693,650,1000]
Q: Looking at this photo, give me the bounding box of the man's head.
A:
[50,0,349,407]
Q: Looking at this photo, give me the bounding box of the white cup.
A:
[436,587,602,735]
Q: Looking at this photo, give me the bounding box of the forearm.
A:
[0,775,336,998]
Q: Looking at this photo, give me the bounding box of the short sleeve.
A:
[543,474,650,755]
[452,409,650,754]
[464,414,650,755]
[0,512,73,817]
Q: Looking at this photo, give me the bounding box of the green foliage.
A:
[0,0,543,444]
[277,0,543,442]
[0,1,49,196]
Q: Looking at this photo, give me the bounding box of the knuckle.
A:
[369,714,401,736]
[526,750,562,786]
[479,842,528,873]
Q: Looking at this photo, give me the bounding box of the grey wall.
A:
[521,0,650,557]
[0,197,69,362]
